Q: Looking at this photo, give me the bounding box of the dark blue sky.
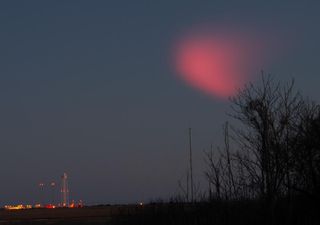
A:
[1,1,320,205]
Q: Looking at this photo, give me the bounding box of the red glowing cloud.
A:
[173,27,266,98]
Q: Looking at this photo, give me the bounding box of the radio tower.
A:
[61,172,69,207]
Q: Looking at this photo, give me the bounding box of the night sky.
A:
[1,1,320,205]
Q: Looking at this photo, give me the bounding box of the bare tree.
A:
[205,122,239,200]
[204,74,320,206]
[205,147,222,200]
[229,75,304,202]
[291,101,320,199]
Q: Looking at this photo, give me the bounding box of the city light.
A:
[3,173,83,210]
[4,205,32,210]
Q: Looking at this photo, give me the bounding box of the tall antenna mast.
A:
[189,128,194,202]
[50,181,56,205]
[61,172,69,207]
[38,182,45,206]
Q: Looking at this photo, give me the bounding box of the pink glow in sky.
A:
[173,26,268,99]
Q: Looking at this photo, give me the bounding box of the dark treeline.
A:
[199,75,320,225]
[205,75,320,202]
[161,75,320,225]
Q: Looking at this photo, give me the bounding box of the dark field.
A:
[0,206,118,225]
[0,200,319,225]
[1,206,124,225]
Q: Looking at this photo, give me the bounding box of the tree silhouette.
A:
[205,74,320,204]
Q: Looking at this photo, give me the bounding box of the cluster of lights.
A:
[4,173,83,210]
[4,201,83,210]
[4,205,32,210]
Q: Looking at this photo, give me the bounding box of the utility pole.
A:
[189,128,194,202]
